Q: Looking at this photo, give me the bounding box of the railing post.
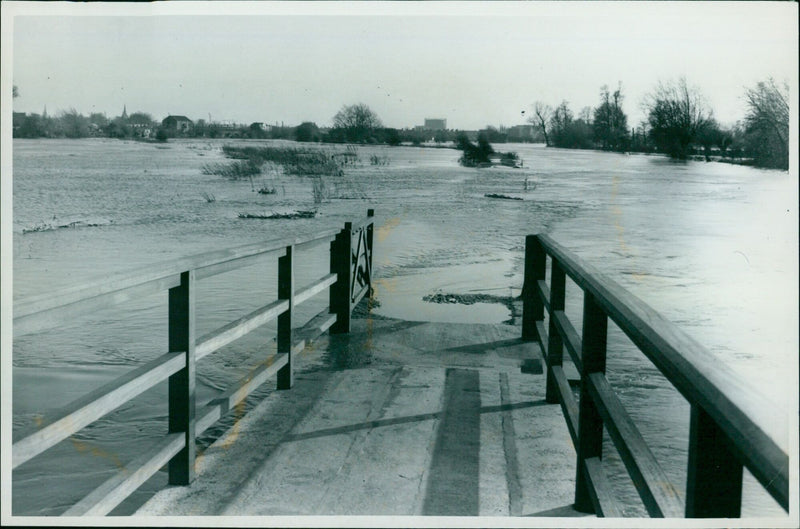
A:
[685,405,743,517]
[366,209,374,297]
[522,235,546,341]
[277,245,294,390]
[330,222,352,334]
[574,291,608,513]
[545,258,566,404]
[167,270,196,485]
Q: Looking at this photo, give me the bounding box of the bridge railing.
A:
[521,233,788,518]
[12,209,374,516]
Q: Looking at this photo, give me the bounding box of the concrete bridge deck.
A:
[137,316,587,517]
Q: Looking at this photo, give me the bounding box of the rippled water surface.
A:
[10,138,797,516]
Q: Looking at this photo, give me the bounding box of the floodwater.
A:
[10,138,798,517]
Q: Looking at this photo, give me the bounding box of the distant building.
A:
[424,118,447,131]
[162,115,193,132]
[250,122,273,132]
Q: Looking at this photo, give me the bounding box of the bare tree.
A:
[743,78,789,169]
[593,83,629,151]
[128,111,155,125]
[528,102,553,146]
[578,106,593,124]
[549,101,573,141]
[332,103,382,143]
[89,112,109,129]
[643,78,713,159]
[59,108,90,138]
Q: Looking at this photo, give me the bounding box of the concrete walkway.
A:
[137,317,587,517]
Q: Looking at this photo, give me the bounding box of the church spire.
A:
[122,105,128,120]
[42,104,47,118]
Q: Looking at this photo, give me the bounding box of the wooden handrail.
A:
[13,229,339,336]
[12,351,185,469]
[523,233,789,516]
[582,457,623,517]
[12,211,375,516]
[587,372,683,517]
[295,273,338,307]
[62,433,185,517]
[195,299,290,361]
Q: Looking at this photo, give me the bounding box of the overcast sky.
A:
[5,2,798,130]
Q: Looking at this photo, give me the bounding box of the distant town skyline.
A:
[5,2,798,131]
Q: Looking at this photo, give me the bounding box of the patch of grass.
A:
[221,145,343,176]
[201,160,262,179]
[331,177,368,200]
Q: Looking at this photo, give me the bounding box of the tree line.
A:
[12,108,172,141]
[529,77,789,169]
[12,76,789,170]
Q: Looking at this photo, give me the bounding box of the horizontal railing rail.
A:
[13,228,341,337]
[522,233,789,518]
[12,210,375,516]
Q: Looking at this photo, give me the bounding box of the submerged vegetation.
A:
[456,133,494,167]
[221,145,344,177]
[456,133,520,168]
[369,154,390,166]
[311,177,328,204]
[214,144,367,210]
[201,160,262,179]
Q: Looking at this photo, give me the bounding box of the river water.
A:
[10,138,797,517]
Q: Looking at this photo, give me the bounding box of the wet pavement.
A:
[136,316,587,517]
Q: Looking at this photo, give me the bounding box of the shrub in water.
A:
[456,132,494,167]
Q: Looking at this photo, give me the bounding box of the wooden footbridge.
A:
[11,210,790,519]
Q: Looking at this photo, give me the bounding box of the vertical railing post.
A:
[574,291,608,512]
[168,270,196,485]
[685,405,743,517]
[366,209,374,296]
[545,258,566,404]
[522,235,546,342]
[277,245,294,390]
[330,222,353,334]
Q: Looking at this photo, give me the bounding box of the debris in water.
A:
[484,193,523,201]
[22,219,113,234]
[238,210,317,220]
[423,291,522,325]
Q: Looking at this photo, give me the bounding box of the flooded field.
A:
[10,138,797,516]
